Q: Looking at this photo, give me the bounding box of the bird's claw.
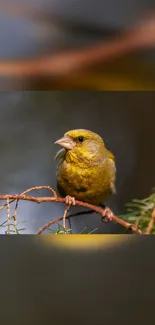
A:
[102,207,113,223]
[65,195,76,207]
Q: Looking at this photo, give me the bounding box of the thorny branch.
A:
[0,185,142,234]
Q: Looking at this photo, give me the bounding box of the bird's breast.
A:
[57,158,116,205]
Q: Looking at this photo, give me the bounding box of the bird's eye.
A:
[77,136,84,143]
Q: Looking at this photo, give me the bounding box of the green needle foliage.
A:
[47,223,72,234]
[119,190,155,234]
[47,224,98,234]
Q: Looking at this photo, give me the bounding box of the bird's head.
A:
[54,129,110,167]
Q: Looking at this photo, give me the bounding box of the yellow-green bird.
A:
[54,129,116,206]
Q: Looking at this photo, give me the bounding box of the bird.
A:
[54,129,116,213]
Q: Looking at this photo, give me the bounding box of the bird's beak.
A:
[54,135,75,150]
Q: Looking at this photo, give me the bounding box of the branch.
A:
[0,186,142,234]
[0,14,155,80]
[6,198,11,235]
[146,208,155,234]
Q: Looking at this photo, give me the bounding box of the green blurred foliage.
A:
[119,190,155,233]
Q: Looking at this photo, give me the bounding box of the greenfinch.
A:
[54,129,116,206]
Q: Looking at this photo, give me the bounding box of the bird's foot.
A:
[101,207,113,223]
[65,195,76,207]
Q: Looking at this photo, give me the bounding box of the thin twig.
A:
[13,199,18,232]
[63,204,70,230]
[0,185,58,233]
[6,198,11,235]
[37,215,69,234]
[68,216,72,230]
[69,209,95,218]
[146,208,155,234]
[0,185,58,212]
[21,186,58,198]
[0,186,142,234]
[38,210,96,234]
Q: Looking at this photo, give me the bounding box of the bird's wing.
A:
[107,150,115,162]
[106,150,116,194]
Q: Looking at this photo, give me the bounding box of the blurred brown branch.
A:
[0,185,142,234]
[0,10,155,80]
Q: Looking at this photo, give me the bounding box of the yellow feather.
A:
[55,129,116,205]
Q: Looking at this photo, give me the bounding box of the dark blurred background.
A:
[0,0,155,89]
[0,91,154,234]
[1,235,155,325]
[1,3,155,323]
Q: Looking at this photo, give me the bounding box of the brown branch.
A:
[62,205,71,230]
[13,199,18,231]
[6,198,11,235]
[0,185,58,233]
[37,205,142,235]
[63,209,95,232]
[0,185,58,212]
[0,186,142,234]
[37,215,70,235]
[0,14,155,79]
[146,208,155,234]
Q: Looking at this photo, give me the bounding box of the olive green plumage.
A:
[55,129,116,205]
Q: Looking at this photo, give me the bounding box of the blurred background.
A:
[1,235,155,324]
[0,91,154,234]
[0,0,155,89]
[0,3,155,321]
